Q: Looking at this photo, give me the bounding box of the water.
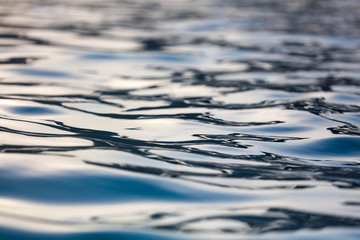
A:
[0,0,360,239]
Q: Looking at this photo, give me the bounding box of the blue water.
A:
[0,0,360,239]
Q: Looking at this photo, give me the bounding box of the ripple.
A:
[0,0,359,239]
[0,170,251,203]
[8,106,61,116]
[295,137,360,157]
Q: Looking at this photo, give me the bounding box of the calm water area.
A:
[0,0,360,239]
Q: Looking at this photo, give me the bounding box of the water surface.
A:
[0,0,360,239]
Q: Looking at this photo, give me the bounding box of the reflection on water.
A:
[0,0,360,239]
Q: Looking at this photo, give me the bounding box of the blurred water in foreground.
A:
[0,0,360,239]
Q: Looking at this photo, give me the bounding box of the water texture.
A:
[0,0,360,239]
